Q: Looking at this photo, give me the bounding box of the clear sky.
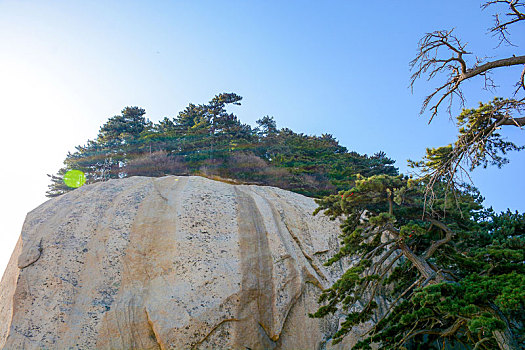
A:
[1,0,523,275]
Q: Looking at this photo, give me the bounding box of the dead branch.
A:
[411,1,525,121]
[483,0,525,45]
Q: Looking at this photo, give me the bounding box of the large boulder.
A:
[0,176,361,349]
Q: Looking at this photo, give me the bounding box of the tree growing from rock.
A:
[312,2,525,348]
[311,175,524,349]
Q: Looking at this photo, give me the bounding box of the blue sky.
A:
[0,0,523,273]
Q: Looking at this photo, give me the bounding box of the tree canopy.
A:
[47,93,397,198]
[311,175,524,349]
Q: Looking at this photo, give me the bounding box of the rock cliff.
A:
[0,176,361,349]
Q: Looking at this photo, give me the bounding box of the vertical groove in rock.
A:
[60,178,153,349]
[97,176,186,349]
[234,187,276,348]
[248,188,312,338]
[262,190,328,287]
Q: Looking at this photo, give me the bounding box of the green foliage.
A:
[97,106,149,144]
[47,93,397,198]
[410,99,524,189]
[455,99,524,169]
[311,174,524,348]
[46,167,73,197]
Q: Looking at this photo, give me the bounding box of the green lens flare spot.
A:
[64,170,86,188]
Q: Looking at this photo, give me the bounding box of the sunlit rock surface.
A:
[0,176,362,349]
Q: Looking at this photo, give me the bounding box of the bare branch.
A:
[363,239,396,260]
[412,1,525,120]
[364,276,426,337]
[483,0,525,45]
[424,219,455,258]
[465,55,525,78]
[363,252,402,311]
[398,241,437,280]
[413,47,525,120]
[441,318,467,338]
[515,64,525,94]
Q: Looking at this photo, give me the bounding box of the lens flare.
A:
[64,170,86,188]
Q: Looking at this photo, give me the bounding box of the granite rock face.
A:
[0,176,360,349]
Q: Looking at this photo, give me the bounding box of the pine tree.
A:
[311,175,524,349]
[46,93,398,198]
